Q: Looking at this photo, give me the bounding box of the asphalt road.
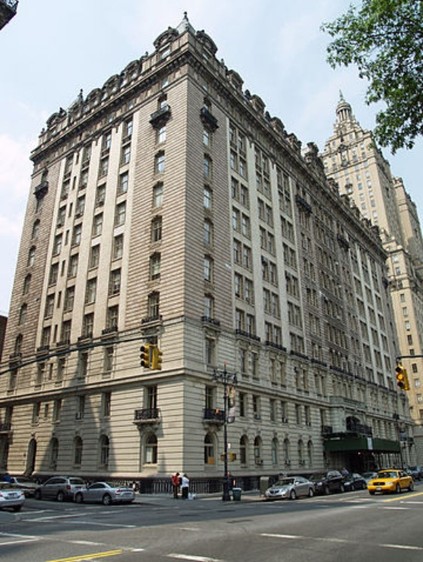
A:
[1,486,423,562]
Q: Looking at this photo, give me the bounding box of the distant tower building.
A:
[322,94,423,461]
[0,16,413,482]
[0,0,18,30]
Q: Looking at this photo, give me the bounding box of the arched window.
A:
[204,155,212,179]
[145,433,157,464]
[155,151,165,174]
[99,435,110,467]
[50,437,59,469]
[254,436,262,464]
[27,246,36,267]
[23,274,31,295]
[18,304,27,325]
[271,437,278,466]
[298,439,304,465]
[307,440,313,467]
[240,435,248,465]
[283,438,290,465]
[14,334,23,354]
[73,436,83,466]
[32,220,40,239]
[204,433,215,464]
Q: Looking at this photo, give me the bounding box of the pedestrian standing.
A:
[181,473,189,499]
[171,472,180,499]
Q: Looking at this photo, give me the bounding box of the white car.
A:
[0,482,25,512]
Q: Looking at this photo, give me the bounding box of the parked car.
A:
[264,476,315,501]
[8,476,38,497]
[361,471,378,483]
[0,482,25,512]
[74,482,135,505]
[34,476,86,501]
[407,466,422,481]
[367,469,414,495]
[343,473,367,491]
[308,470,345,495]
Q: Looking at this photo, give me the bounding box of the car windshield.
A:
[275,479,294,486]
[16,477,32,483]
[69,478,85,485]
[377,471,398,478]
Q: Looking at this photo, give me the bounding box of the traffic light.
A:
[140,344,151,368]
[151,345,163,370]
[395,363,410,391]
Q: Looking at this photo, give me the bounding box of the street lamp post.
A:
[393,414,405,469]
[213,365,237,501]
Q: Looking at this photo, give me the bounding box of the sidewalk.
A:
[134,490,261,505]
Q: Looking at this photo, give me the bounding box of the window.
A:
[18,303,27,324]
[60,320,71,343]
[204,186,212,209]
[78,351,89,378]
[121,144,131,165]
[109,269,121,295]
[32,220,40,239]
[103,347,114,373]
[147,292,160,319]
[85,278,97,304]
[99,435,110,467]
[92,213,103,237]
[151,217,162,242]
[90,245,100,268]
[204,220,213,245]
[155,151,165,173]
[145,434,158,464]
[153,183,163,207]
[107,305,119,329]
[73,436,83,466]
[96,185,105,206]
[205,337,215,366]
[64,287,75,311]
[204,155,212,179]
[240,435,248,465]
[98,157,109,178]
[118,172,129,195]
[123,118,133,139]
[27,246,36,267]
[102,131,112,151]
[32,402,40,424]
[204,255,213,282]
[75,196,85,217]
[150,253,161,280]
[204,294,214,318]
[82,313,94,337]
[23,274,31,295]
[53,234,62,255]
[113,234,124,259]
[53,400,62,423]
[157,126,166,144]
[204,433,215,464]
[115,202,126,226]
[68,254,78,277]
[102,392,111,417]
[72,224,82,246]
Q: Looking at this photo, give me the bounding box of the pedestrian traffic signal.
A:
[140,344,151,368]
[151,345,163,370]
[395,363,410,391]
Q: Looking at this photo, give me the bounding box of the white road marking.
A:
[381,506,410,510]
[380,544,423,551]
[175,527,201,531]
[261,533,304,540]
[0,532,40,547]
[68,540,104,546]
[168,555,223,562]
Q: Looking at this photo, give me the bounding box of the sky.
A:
[0,0,421,315]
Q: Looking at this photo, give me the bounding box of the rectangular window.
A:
[92,213,103,237]
[90,245,100,268]
[107,305,119,329]
[113,234,124,259]
[115,202,126,226]
[109,269,121,295]
[85,278,97,304]
[118,172,129,195]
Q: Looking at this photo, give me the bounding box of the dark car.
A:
[343,473,367,491]
[407,466,422,481]
[308,470,345,495]
[34,476,86,501]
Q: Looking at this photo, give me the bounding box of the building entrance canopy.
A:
[324,434,400,453]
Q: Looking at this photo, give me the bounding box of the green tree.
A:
[322,0,423,152]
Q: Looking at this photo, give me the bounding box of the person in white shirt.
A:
[181,474,189,499]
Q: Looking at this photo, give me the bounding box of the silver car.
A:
[34,476,86,501]
[264,476,315,500]
[0,482,25,512]
[9,476,38,497]
[74,482,135,505]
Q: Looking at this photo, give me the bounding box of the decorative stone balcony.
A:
[203,408,225,426]
[134,408,161,426]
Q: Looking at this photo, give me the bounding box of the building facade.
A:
[0,16,414,485]
[322,96,423,462]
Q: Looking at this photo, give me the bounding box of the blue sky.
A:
[0,0,421,314]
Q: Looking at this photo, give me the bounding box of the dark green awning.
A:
[324,435,400,453]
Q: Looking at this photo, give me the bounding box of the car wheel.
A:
[102,494,112,506]
[396,484,401,494]
[324,486,330,495]
[308,488,314,498]
[409,482,414,492]
[75,493,83,504]
[57,491,65,502]
[289,490,297,500]
[369,491,375,495]
[340,484,345,493]
[34,490,41,500]
[12,505,22,512]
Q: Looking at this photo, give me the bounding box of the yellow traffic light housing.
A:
[151,345,163,370]
[140,344,151,368]
[395,363,410,391]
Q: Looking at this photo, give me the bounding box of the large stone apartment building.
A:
[322,97,423,462]
[0,15,414,485]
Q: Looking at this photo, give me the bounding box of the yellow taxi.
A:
[367,469,414,495]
